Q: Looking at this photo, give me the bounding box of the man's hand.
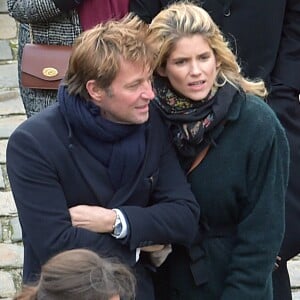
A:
[140,245,165,252]
[149,244,172,267]
[69,205,116,233]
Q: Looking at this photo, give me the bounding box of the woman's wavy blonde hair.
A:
[147,1,267,98]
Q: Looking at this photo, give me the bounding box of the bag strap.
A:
[187,120,228,174]
[187,145,210,175]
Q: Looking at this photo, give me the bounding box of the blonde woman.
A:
[147,3,290,299]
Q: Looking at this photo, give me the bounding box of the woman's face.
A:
[159,34,220,101]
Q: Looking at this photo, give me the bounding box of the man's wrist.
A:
[109,209,118,233]
[111,209,128,239]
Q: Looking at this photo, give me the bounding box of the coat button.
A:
[224,7,231,17]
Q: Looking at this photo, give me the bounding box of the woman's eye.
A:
[199,55,210,61]
[175,59,186,65]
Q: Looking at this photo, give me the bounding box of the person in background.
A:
[131,0,298,87]
[13,248,136,300]
[6,14,199,300]
[146,2,290,299]
[131,1,300,298]
[7,0,129,117]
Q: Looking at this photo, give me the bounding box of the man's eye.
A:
[128,83,140,89]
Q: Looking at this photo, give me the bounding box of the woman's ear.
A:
[86,80,104,102]
[157,66,167,77]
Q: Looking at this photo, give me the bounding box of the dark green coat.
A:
[155,92,289,300]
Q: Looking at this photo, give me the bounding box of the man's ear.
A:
[157,66,167,77]
[86,80,104,103]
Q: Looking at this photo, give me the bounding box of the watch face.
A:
[114,219,122,236]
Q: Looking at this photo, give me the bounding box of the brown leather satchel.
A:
[21,44,72,90]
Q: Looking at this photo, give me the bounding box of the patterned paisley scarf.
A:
[154,76,237,171]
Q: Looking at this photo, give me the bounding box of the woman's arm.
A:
[7,0,79,23]
[221,106,289,299]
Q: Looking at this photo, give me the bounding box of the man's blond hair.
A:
[65,14,154,99]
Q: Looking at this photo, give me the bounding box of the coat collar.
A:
[226,90,245,122]
[60,104,156,208]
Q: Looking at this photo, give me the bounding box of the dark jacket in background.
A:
[130,0,300,89]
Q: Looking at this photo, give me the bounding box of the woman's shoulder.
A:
[238,93,281,126]
[231,92,287,143]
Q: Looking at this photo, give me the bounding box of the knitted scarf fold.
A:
[154,76,237,170]
[58,86,145,189]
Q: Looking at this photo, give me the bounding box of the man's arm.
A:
[69,135,200,250]
[6,128,136,267]
[69,205,117,233]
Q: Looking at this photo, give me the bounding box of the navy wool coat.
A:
[6,103,200,298]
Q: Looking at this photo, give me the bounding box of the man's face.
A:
[98,58,155,124]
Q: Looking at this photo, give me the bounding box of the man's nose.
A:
[141,82,155,100]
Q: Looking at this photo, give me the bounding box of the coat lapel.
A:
[67,122,153,208]
[68,139,115,207]
[109,122,153,208]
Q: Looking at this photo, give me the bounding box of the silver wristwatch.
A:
[112,210,123,237]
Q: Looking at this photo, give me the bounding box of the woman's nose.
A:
[190,62,201,75]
